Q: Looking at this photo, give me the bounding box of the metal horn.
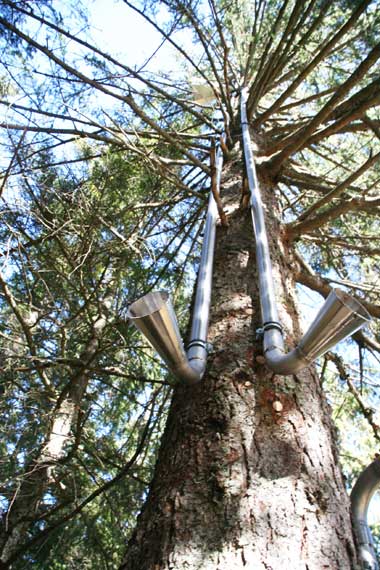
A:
[127,291,201,384]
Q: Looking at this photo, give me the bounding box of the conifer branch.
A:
[254,0,372,126]
[269,40,380,170]
[326,352,380,443]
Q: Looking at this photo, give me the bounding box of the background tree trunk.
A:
[0,300,110,567]
[120,153,359,570]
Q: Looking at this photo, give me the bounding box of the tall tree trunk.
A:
[120,153,359,569]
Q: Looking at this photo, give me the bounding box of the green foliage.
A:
[0,140,192,568]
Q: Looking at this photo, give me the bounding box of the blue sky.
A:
[88,0,191,73]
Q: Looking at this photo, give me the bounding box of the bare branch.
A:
[0,14,210,174]
[293,149,380,224]
[269,40,380,170]
[255,0,373,126]
[2,0,216,131]
[325,352,380,443]
[210,141,228,225]
[294,252,380,318]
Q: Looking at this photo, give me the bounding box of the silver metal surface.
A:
[127,291,200,383]
[297,289,371,361]
[240,87,371,374]
[263,289,371,374]
[240,87,280,328]
[127,143,224,383]
[351,458,380,570]
[188,144,222,366]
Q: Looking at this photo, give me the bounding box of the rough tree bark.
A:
[120,145,359,570]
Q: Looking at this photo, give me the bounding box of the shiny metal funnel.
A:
[264,288,371,375]
[127,291,202,384]
[298,289,371,362]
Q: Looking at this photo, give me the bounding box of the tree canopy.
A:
[0,0,380,567]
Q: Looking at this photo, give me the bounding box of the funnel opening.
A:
[127,291,169,319]
[334,288,371,322]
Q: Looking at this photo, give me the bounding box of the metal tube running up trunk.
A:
[240,87,371,374]
[127,144,223,383]
[351,458,380,570]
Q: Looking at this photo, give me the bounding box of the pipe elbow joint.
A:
[173,358,206,384]
[264,346,309,375]
[350,458,380,570]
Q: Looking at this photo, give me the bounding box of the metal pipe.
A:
[187,143,223,376]
[351,458,380,570]
[127,144,223,384]
[241,88,280,329]
[240,87,371,374]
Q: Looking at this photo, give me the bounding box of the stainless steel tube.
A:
[240,87,281,330]
[351,458,380,570]
[187,143,223,374]
[240,88,371,374]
